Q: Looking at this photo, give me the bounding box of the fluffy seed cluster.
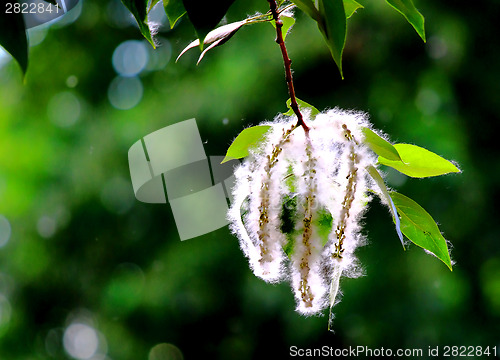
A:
[228,109,378,316]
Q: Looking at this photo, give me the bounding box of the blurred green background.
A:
[0,0,499,359]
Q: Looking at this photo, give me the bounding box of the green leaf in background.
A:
[389,192,452,270]
[361,127,401,161]
[317,0,347,79]
[291,0,322,22]
[182,0,236,45]
[221,125,272,163]
[366,165,404,247]
[385,0,426,42]
[343,0,363,19]
[378,144,460,178]
[284,98,320,118]
[0,3,28,75]
[121,0,156,47]
[270,16,295,41]
[163,0,186,29]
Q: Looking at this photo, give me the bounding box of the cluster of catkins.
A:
[228,109,381,316]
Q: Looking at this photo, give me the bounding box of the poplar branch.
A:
[267,0,309,133]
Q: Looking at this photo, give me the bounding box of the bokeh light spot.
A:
[415,88,441,116]
[47,91,82,128]
[66,75,79,88]
[149,343,184,360]
[145,38,172,72]
[37,216,57,238]
[63,323,99,360]
[107,76,143,110]
[112,40,149,77]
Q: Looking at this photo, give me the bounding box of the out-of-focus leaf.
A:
[317,0,347,79]
[284,98,320,119]
[121,0,156,47]
[182,0,236,45]
[163,0,186,28]
[222,125,272,163]
[366,165,404,248]
[361,127,401,161]
[0,3,28,75]
[343,0,363,18]
[385,0,426,42]
[390,192,452,270]
[176,20,246,63]
[270,16,295,40]
[378,144,460,178]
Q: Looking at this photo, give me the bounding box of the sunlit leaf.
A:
[176,20,246,63]
[343,0,363,19]
[361,127,401,161]
[366,165,404,247]
[163,0,186,28]
[221,125,272,163]
[121,0,156,47]
[390,192,452,270]
[0,4,28,75]
[284,98,320,118]
[182,0,236,45]
[378,144,460,178]
[385,0,426,42]
[317,0,347,79]
[270,16,295,40]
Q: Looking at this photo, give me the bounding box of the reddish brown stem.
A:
[267,0,309,133]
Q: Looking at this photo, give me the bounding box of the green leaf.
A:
[389,192,452,270]
[343,0,363,19]
[317,0,347,79]
[221,125,272,163]
[0,3,28,75]
[361,127,401,161]
[163,0,186,28]
[121,0,156,47]
[284,98,320,118]
[366,165,404,247]
[378,144,460,178]
[291,0,322,22]
[270,16,295,41]
[182,0,236,45]
[385,0,426,42]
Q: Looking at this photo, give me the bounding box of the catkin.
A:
[228,109,378,315]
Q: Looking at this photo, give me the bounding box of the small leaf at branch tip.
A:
[223,125,272,162]
[284,98,320,118]
[176,20,246,63]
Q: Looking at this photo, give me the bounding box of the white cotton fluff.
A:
[227,109,378,315]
